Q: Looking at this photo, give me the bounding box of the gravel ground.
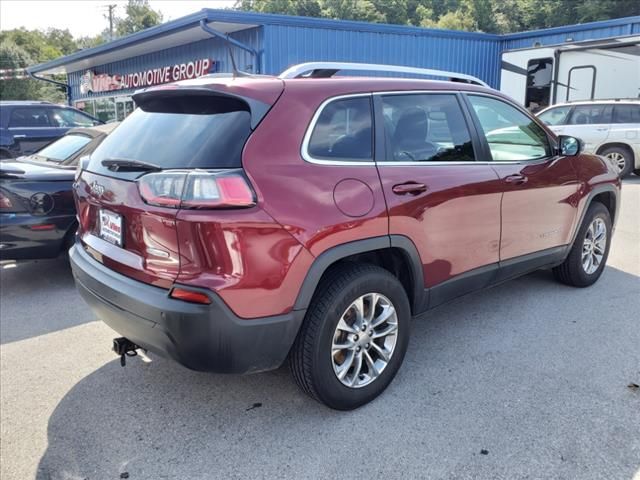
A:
[1,178,639,480]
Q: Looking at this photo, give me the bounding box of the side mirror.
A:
[559,135,581,156]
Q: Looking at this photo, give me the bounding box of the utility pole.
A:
[104,4,117,41]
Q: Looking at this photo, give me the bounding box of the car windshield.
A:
[35,134,92,163]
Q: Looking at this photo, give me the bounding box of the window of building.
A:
[468,95,550,161]
[525,58,553,112]
[307,96,373,161]
[380,93,475,162]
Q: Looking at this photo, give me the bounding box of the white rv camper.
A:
[500,36,640,111]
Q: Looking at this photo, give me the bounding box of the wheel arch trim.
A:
[570,183,618,247]
[293,235,426,314]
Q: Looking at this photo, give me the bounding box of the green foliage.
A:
[0,41,65,102]
[236,0,640,33]
[115,0,163,37]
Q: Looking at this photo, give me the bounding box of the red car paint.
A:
[73,76,621,321]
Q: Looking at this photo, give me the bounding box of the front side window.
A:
[307,96,373,161]
[612,104,640,124]
[50,108,97,128]
[568,105,611,125]
[538,106,572,126]
[525,58,553,112]
[9,108,51,127]
[468,95,550,161]
[381,93,475,162]
[36,134,92,164]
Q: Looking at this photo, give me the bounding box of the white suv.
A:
[537,100,640,177]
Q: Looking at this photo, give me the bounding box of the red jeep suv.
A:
[70,63,620,410]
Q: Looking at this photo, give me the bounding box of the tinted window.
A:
[36,134,92,163]
[307,97,372,161]
[9,108,51,127]
[381,93,475,162]
[568,105,611,125]
[612,105,640,124]
[469,95,550,161]
[538,106,572,126]
[89,97,251,174]
[50,108,97,127]
[525,58,553,112]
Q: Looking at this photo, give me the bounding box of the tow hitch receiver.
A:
[113,337,139,367]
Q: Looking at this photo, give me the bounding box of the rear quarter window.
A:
[612,105,640,124]
[88,95,252,178]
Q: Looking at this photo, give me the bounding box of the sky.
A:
[0,0,236,37]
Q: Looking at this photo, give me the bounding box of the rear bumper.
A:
[69,242,306,374]
[0,213,74,260]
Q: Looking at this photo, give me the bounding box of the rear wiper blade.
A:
[101,158,161,172]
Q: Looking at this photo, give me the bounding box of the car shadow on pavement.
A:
[34,266,640,480]
[0,256,93,345]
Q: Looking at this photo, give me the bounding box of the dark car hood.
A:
[0,159,76,181]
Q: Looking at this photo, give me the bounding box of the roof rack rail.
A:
[278,62,489,87]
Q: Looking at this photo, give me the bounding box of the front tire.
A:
[601,146,633,178]
[289,263,411,410]
[553,202,612,287]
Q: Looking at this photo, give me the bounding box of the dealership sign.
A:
[79,58,213,94]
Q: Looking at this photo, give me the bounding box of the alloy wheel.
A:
[605,152,626,173]
[331,293,399,388]
[582,217,607,275]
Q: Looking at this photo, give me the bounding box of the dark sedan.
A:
[0,123,118,260]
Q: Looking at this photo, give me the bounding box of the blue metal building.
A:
[27,9,640,122]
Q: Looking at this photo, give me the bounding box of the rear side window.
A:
[468,95,550,161]
[50,108,97,128]
[612,105,640,124]
[89,95,251,174]
[9,108,51,127]
[568,105,611,125]
[381,93,475,162]
[306,97,373,161]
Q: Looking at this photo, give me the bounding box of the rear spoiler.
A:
[132,87,271,130]
[0,166,26,178]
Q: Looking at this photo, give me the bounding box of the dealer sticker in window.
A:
[99,209,123,246]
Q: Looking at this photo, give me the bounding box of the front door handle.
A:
[595,127,608,131]
[392,182,427,195]
[505,174,528,185]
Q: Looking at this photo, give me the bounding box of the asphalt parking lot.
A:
[1,179,639,480]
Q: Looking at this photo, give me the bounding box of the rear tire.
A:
[601,146,633,178]
[553,202,611,287]
[289,263,411,410]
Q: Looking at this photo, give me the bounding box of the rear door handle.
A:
[505,174,528,185]
[595,127,608,131]
[392,182,427,195]
[13,135,26,138]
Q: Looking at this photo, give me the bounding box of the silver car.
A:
[537,99,640,177]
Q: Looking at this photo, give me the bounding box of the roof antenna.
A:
[226,43,252,78]
[227,43,239,78]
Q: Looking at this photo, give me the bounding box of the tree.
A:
[115,0,163,37]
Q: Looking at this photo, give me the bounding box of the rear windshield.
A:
[37,134,92,163]
[88,96,252,177]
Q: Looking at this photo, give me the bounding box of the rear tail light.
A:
[137,170,255,209]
